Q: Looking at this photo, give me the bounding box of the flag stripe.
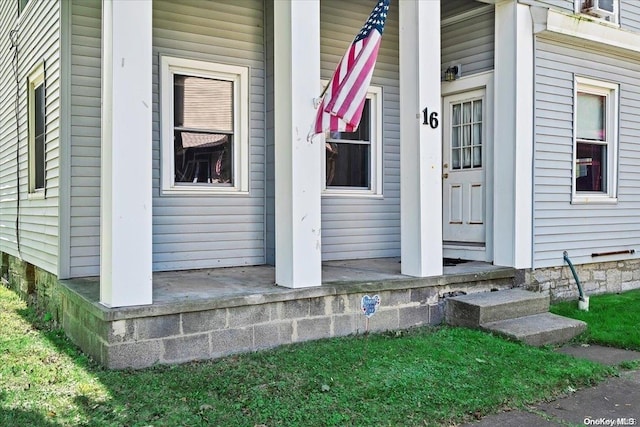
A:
[311,0,389,137]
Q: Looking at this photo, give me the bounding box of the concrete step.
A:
[445,289,549,328]
[481,313,587,347]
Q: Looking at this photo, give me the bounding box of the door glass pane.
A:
[462,125,471,147]
[452,149,460,169]
[473,100,482,122]
[452,127,460,148]
[577,92,605,141]
[473,147,482,168]
[452,104,461,126]
[463,147,471,168]
[462,102,471,124]
[473,124,482,146]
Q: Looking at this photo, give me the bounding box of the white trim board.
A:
[531,6,640,57]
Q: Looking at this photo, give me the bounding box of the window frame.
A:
[160,56,249,195]
[575,0,619,26]
[572,76,619,204]
[27,62,46,197]
[321,84,383,198]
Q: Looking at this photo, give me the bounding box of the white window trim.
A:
[574,0,619,27]
[320,84,383,198]
[160,56,249,195]
[27,62,45,198]
[572,76,618,204]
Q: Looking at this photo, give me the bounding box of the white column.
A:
[273,0,322,288]
[100,0,153,307]
[399,0,443,277]
[493,2,533,269]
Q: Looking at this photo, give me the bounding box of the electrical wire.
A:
[9,28,21,256]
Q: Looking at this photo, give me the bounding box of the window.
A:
[573,76,618,203]
[160,56,249,194]
[576,0,618,24]
[450,98,483,170]
[28,63,45,195]
[322,85,382,196]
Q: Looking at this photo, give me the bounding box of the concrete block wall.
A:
[2,250,516,369]
[522,259,640,302]
[98,288,447,369]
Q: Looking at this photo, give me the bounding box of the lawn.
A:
[550,288,640,351]
[0,285,614,427]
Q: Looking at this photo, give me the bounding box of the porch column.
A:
[273,0,322,288]
[399,0,443,277]
[493,2,533,269]
[100,0,153,307]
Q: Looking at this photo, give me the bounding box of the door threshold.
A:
[443,241,485,249]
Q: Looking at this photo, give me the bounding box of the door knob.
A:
[442,173,449,179]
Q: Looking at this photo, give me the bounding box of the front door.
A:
[442,89,487,260]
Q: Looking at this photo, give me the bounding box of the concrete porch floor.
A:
[62,257,510,314]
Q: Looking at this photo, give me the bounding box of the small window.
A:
[28,63,46,194]
[450,98,483,170]
[323,85,382,196]
[573,77,618,203]
[161,56,249,195]
[576,0,618,24]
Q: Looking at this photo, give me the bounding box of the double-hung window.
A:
[161,56,249,195]
[322,85,382,196]
[573,76,618,203]
[28,63,46,195]
[576,0,619,25]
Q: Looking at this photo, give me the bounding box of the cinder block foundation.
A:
[2,251,521,369]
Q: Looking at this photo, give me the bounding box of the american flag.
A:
[312,0,390,136]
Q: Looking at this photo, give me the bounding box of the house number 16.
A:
[422,108,439,129]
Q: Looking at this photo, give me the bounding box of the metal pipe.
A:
[591,249,635,258]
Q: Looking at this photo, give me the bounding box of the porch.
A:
[57,258,516,369]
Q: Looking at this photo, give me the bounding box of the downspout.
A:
[562,251,589,311]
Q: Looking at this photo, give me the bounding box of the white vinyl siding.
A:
[441,0,489,21]
[319,0,400,261]
[69,0,101,277]
[0,0,60,274]
[152,0,265,271]
[441,3,495,78]
[538,0,640,32]
[536,0,575,12]
[620,0,640,32]
[68,0,265,275]
[533,37,640,268]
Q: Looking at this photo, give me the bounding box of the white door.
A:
[442,89,486,258]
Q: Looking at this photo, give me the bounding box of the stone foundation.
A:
[521,259,640,302]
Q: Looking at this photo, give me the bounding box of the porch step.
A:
[445,289,586,346]
[445,288,549,327]
[481,313,587,347]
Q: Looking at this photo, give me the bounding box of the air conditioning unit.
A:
[581,0,616,22]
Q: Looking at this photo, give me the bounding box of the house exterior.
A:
[2,0,640,366]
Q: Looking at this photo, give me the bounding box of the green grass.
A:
[551,289,640,351]
[0,285,614,427]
